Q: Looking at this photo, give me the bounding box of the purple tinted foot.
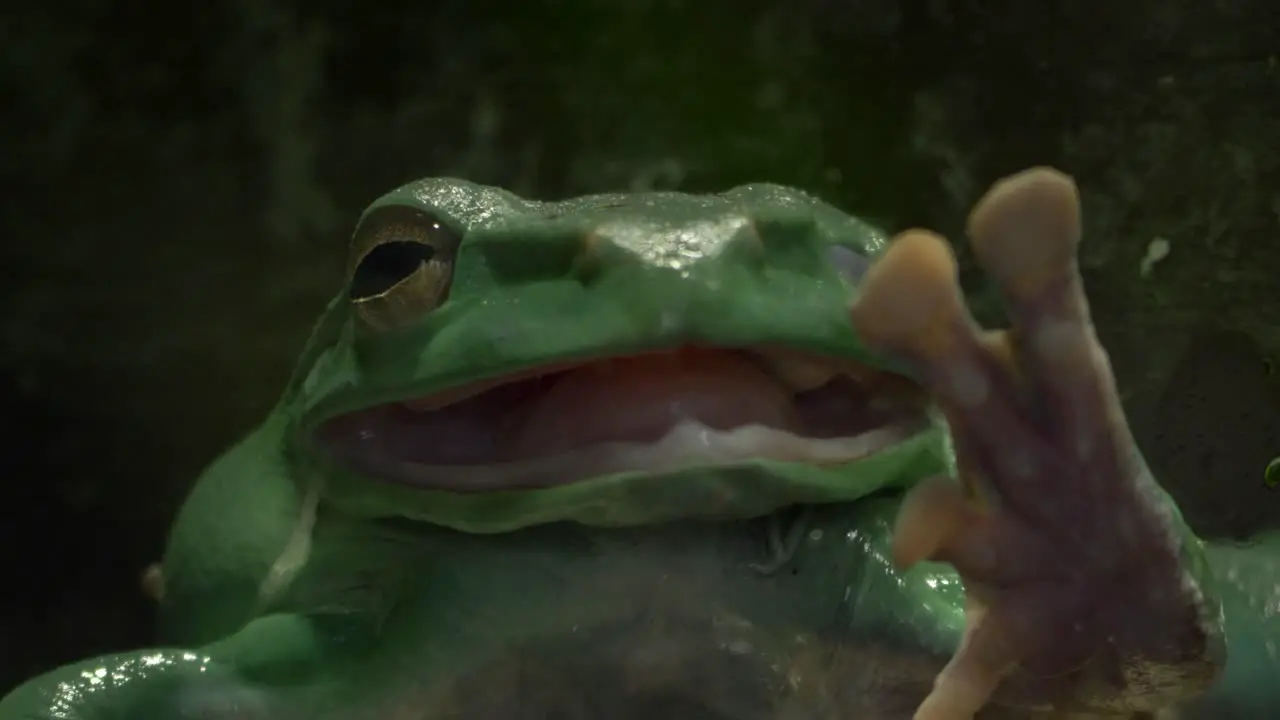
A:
[849,168,1224,719]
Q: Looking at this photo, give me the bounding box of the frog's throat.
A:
[318,345,930,491]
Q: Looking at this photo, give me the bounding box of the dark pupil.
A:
[350,241,435,300]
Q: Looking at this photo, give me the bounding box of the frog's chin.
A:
[319,345,931,492]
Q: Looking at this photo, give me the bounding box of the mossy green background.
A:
[2,0,1278,693]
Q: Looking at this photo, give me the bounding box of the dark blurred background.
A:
[2,0,1278,694]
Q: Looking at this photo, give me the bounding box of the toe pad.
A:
[967,167,1081,297]
[850,230,965,356]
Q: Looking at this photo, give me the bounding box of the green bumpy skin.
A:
[1,179,1277,719]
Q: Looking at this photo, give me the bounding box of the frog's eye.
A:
[347,207,461,331]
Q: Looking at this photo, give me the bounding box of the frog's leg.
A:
[848,168,1230,719]
[0,614,359,720]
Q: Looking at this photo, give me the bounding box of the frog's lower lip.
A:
[318,346,930,491]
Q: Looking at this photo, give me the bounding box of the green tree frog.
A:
[4,168,1279,719]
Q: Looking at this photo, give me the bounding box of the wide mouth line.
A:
[317,344,931,492]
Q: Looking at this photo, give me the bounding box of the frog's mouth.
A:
[319,346,931,491]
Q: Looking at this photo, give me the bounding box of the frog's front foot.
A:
[850,168,1225,719]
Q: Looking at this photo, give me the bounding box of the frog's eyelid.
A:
[827,244,873,283]
[346,208,462,331]
[348,207,461,268]
[348,206,462,281]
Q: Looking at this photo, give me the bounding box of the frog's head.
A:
[286,179,949,532]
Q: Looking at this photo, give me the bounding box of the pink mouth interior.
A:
[318,346,929,490]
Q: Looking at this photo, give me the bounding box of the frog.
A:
[4,167,1279,719]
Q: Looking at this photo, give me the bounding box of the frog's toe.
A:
[966,167,1121,448]
[848,229,1037,494]
[890,476,1032,588]
[966,167,1081,302]
[848,229,967,360]
[913,601,1018,720]
[848,230,1008,417]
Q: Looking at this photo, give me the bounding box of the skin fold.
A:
[3,169,1277,719]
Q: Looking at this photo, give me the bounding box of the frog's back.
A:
[371,177,886,257]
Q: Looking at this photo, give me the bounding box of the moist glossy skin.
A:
[2,171,1278,720]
